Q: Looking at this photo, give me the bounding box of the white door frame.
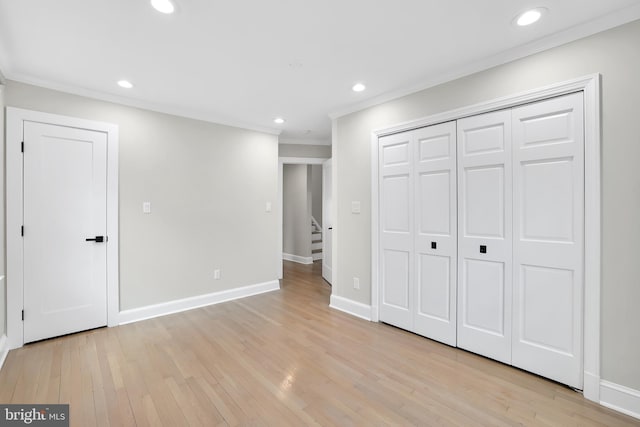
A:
[6,107,120,349]
[370,74,601,401]
[321,158,333,284]
[277,157,329,279]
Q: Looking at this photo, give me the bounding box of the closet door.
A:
[511,93,584,389]
[379,131,414,330]
[457,110,513,364]
[413,122,457,346]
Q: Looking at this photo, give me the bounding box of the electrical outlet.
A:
[143,202,151,214]
[214,269,221,280]
[353,277,360,290]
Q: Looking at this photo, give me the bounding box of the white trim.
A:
[282,253,314,265]
[329,120,339,302]
[600,381,640,420]
[582,76,602,402]
[277,156,330,279]
[584,372,601,402]
[279,156,328,165]
[106,125,120,328]
[0,277,6,369]
[279,138,331,146]
[328,4,640,120]
[370,126,380,323]
[370,74,601,400]
[321,158,334,285]
[6,107,120,349]
[119,280,280,325]
[329,295,372,321]
[0,335,9,371]
[372,75,600,137]
[6,74,281,136]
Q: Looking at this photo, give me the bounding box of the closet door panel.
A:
[457,110,513,364]
[379,132,414,330]
[462,259,506,335]
[413,122,457,346]
[463,165,505,238]
[512,93,584,389]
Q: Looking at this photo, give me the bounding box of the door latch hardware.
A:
[86,236,105,243]
[431,241,437,249]
[480,245,487,254]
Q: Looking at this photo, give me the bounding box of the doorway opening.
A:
[277,157,331,286]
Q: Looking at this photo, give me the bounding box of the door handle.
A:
[328,227,333,230]
[86,236,105,243]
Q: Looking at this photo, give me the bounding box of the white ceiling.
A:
[1,1,639,140]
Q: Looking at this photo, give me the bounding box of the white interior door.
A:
[511,93,584,389]
[457,110,513,364]
[413,122,457,346]
[379,131,414,330]
[23,121,108,343]
[322,159,333,284]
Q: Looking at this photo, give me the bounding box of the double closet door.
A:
[378,92,584,389]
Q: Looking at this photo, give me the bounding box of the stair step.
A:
[312,242,323,251]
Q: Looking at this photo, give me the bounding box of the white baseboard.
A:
[282,253,313,265]
[329,294,372,321]
[600,380,640,420]
[0,334,9,371]
[119,280,280,325]
[312,252,323,261]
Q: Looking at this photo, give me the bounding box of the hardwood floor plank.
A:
[0,260,638,426]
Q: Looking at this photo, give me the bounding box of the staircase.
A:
[311,217,323,261]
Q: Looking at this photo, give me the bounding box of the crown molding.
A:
[329,4,640,120]
[4,72,282,136]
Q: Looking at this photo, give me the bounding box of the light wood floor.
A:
[1,261,638,426]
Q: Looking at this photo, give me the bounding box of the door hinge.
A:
[21,141,24,153]
[21,310,24,321]
[21,226,24,236]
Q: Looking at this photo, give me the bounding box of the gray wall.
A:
[0,82,5,335]
[279,143,331,159]
[310,165,323,226]
[335,19,640,390]
[283,164,310,258]
[6,80,279,311]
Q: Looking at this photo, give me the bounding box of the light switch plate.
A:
[266,202,272,212]
[143,202,151,214]
[352,201,361,214]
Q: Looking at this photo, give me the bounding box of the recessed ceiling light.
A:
[117,80,133,89]
[352,83,366,92]
[274,117,285,124]
[150,0,175,14]
[516,8,545,26]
